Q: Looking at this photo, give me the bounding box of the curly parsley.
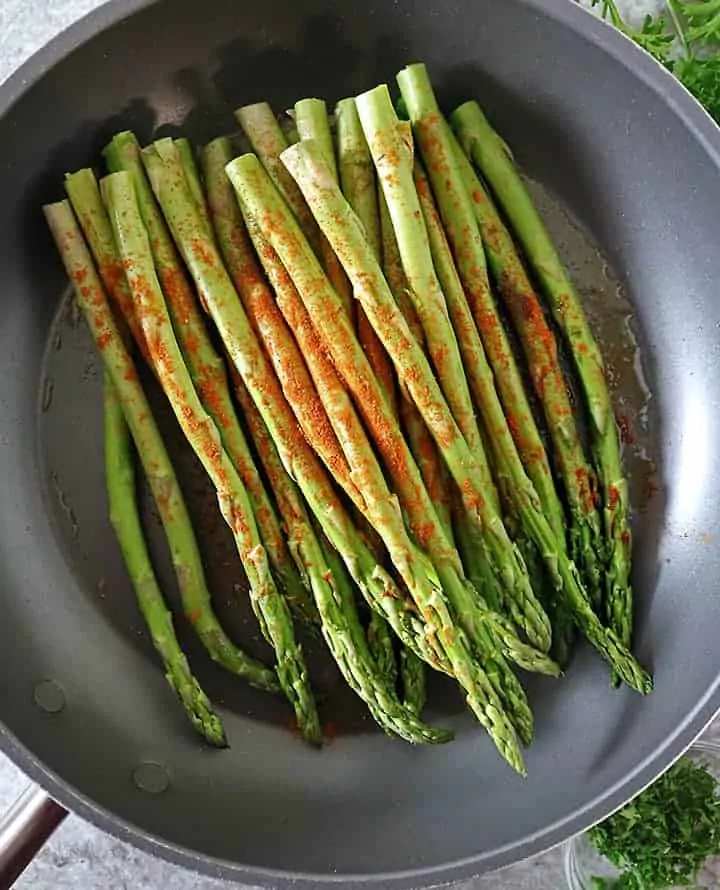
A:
[588,0,720,123]
[588,756,720,889]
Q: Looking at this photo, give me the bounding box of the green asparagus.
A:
[231,370,445,743]
[280,140,651,695]
[102,371,227,746]
[396,66,565,546]
[450,98,633,668]
[101,136,317,629]
[102,169,322,744]
[335,96,398,412]
[44,198,278,699]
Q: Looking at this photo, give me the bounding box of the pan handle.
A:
[0,784,67,888]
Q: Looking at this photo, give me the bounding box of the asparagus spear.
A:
[234,102,320,247]
[202,140,464,697]
[410,157,577,658]
[335,97,398,413]
[102,371,227,746]
[379,187,495,720]
[143,142,525,769]
[448,130,604,611]
[378,189,457,539]
[355,88,552,648]
[174,137,213,234]
[232,363,394,698]
[230,370,445,742]
[248,221,447,699]
[231,152,550,767]
[354,86,486,468]
[335,107,420,703]
[395,68,564,544]
[100,137,317,629]
[199,137,365,515]
[378,192,541,734]
[279,141,651,695]
[380,187,496,747]
[202,135,393,676]
[66,166,315,632]
[101,170,322,745]
[236,99,351,320]
[400,647,426,716]
[241,222,414,684]
[294,98,354,319]
[450,99,633,667]
[44,199,278,697]
[237,205,525,764]
[142,136,451,677]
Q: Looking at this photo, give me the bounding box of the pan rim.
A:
[1,0,720,886]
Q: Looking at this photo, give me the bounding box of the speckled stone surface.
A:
[0,0,705,887]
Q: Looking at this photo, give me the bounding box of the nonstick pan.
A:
[0,0,719,886]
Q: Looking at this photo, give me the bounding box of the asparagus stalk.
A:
[400,647,426,715]
[355,88,551,645]
[395,68,564,544]
[199,136,365,515]
[101,137,317,628]
[237,99,351,319]
[378,189,457,538]
[294,98,354,319]
[411,157,576,656]
[231,152,549,769]
[335,107,418,702]
[354,85,486,468]
[202,136,392,670]
[234,102,321,250]
[215,138,476,704]
[450,99,633,666]
[247,220,452,701]
[336,97,398,413]
[232,362,396,697]
[279,141,651,695]
[380,187,496,643]
[242,220,415,686]
[379,192,539,735]
[66,165,315,630]
[44,199,278,696]
[64,170,150,361]
[230,369,445,742]
[102,371,227,746]
[240,206,451,658]
[447,131,604,611]
[295,98,339,182]
[141,136,453,677]
[174,137,212,234]
[238,203,525,763]
[101,170,322,745]
[140,143,523,770]
[141,138,460,746]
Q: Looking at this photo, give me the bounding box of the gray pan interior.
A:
[0,0,719,886]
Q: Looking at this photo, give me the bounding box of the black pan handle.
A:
[0,785,67,888]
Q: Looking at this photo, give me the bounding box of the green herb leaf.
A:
[673,55,720,119]
[588,756,720,890]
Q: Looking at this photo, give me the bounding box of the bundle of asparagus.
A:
[43,60,650,774]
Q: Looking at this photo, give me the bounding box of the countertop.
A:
[0,0,701,887]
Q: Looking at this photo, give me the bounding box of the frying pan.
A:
[0,0,719,885]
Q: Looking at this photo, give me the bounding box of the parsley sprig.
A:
[589,0,720,122]
[588,755,720,889]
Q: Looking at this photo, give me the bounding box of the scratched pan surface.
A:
[0,0,719,886]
